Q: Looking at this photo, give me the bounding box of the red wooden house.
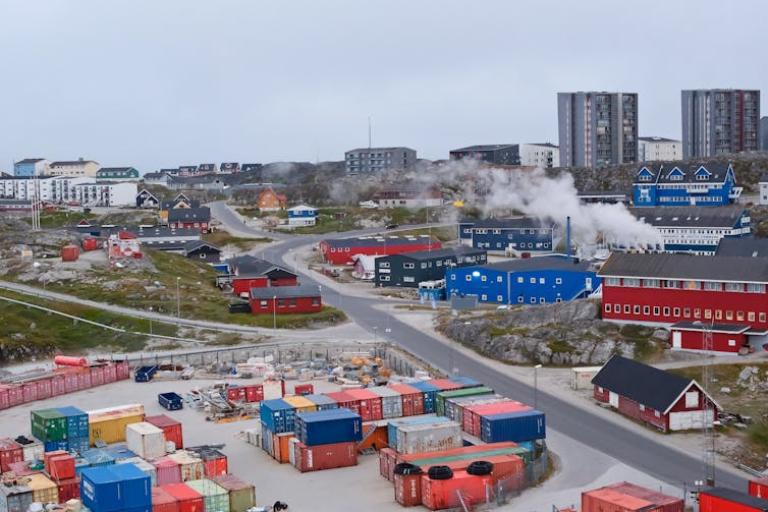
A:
[598,253,768,353]
[249,285,322,315]
[167,207,211,233]
[591,355,719,432]
[227,256,298,297]
[318,235,441,265]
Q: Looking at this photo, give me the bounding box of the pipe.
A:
[566,216,572,260]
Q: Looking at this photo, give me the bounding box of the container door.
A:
[608,391,619,408]
[672,331,682,349]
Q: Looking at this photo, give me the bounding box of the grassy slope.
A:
[202,231,272,250]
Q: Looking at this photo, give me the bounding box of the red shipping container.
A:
[64,372,78,393]
[465,401,528,437]
[115,361,131,380]
[244,385,264,403]
[44,450,69,474]
[50,454,76,481]
[105,363,118,383]
[751,478,768,499]
[344,389,383,421]
[61,245,80,262]
[294,383,314,396]
[152,486,180,512]
[421,471,493,511]
[389,384,425,417]
[82,237,99,251]
[607,482,683,512]
[57,477,80,502]
[226,387,245,402]
[22,381,39,403]
[325,392,361,416]
[294,441,358,472]
[379,448,395,480]
[161,484,204,512]
[416,455,524,489]
[146,415,184,449]
[77,369,92,390]
[0,386,9,410]
[7,385,23,406]
[154,458,182,486]
[582,489,662,512]
[38,378,52,400]
[394,472,423,507]
[202,454,228,477]
[428,379,462,391]
[0,439,24,472]
[90,366,105,387]
[50,375,66,397]
[399,442,519,465]
[7,461,35,476]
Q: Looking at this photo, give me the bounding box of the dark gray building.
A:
[449,144,520,166]
[345,147,417,174]
[557,92,638,168]
[375,247,487,288]
[681,89,761,159]
[761,116,768,151]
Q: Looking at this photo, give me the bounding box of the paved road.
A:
[208,208,749,492]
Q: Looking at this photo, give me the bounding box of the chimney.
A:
[566,216,572,260]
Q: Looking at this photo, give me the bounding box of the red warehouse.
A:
[599,253,768,352]
[591,355,719,432]
[699,487,768,512]
[318,235,441,265]
[167,207,211,233]
[249,285,322,315]
[224,256,298,296]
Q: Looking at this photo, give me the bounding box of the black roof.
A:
[635,162,734,184]
[671,321,750,334]
[220,162,239,170]
[384,247,486,262]
[451,144,518,152]
[592,355,694,412]
[51,160,97,166]
[459,217,551,229]
[98,167,137,174]
[482,256,592,273]
[183,240,220,255]
[167,207,211,222]
[323,235,437,249]
[227,255,295,278]
[716,238,768,258]
[701,488,768,510]
[241,163,262,172]
[630,206,746,228]
[249,285,321,300]
[198,164,216,171]
[162,199,201,209]
[598,253,768,283]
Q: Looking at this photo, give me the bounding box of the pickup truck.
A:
[158,392,184,411]
[134,365,158,382]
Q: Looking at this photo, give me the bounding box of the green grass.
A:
[547,339,575,353]
[29,211,96,229]
[489,326,531,337]
[203,231,271,250]
[392,226,457,242]
[238,306,347,329]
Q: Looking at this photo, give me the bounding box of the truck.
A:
[158,392,184,411]
[134,365,159,382]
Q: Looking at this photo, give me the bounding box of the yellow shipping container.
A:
[26,473,59,504]
[88,404,145,445]
[282,395,316,413]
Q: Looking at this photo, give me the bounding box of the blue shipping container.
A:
[259,399,296,434]
[83,448,116,467]
[260,422,274,456]
[75,457,91,476]
[44,440,69,452]
[58,406,89,438]
[102,444,137,462]
[69,437,90,455]
[158,392,183,411]
[408,381,440,414]
[303,394,339,411]
[109,463,152,509]
[296,409,362,446]
[81,464,151,512]
[386,416,450,448]
[481,410,546,444]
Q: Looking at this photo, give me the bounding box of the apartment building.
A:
[519,143,560,168]
[49,159,100,177]
[345,147,417,174]
[637,137,682,162]
[449,144,520,166]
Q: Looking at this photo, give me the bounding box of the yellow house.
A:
[49,159,100,177]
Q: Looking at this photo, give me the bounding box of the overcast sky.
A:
[0,0,765,172]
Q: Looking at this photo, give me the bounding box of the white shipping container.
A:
[126,422,166,460]
[369,386,403,419]
[396,421,462,454]
[20,441,44,463]
[262,380,284,400]
[288,438,299,468]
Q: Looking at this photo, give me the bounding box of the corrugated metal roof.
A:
[716,238,768,258]
[481,256,592,273]
[323,235,436,249]
[598,252,768,282]
[249,285,321,300]
[701,487,768,509]
[630,205,745,228]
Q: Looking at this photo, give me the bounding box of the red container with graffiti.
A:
[394,472,423,507]
[21,382,39,403]
[0,439,24,472]
[36,378,52,400]
[90,366,105,387]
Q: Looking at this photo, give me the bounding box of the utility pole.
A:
[273,295,277,330]
[534,364,542,409]
[702,320,716,486]
[176,277,181,319]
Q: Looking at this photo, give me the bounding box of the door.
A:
[585,277,593,291]
[669,410,713,431]
[672,331,682,349]
[608,391,619,408]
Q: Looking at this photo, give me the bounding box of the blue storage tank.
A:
[296,409,362,446]
[450,376,482,389]
[259,399,296,434]
[58,406,90,438]
[480,409,546,444]
[303,394,339,411]
[386,416,449,448]
[407,381,440,414]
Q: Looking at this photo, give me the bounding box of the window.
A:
[624,278,640,287]
[311,297,320,306]
[654,410,660,418]
[684,281,701,290]
[530,297,536,304]
[663,306,670,316]
[653,306,660,316]
[555,278,562,285]
[715,310,722,320]
[704,309,712,319]
[704,281,722,291]
[664,280,680,289]
[639,404,645,412]
[497,276,503,283]
[633,305,640,314]
[530,277,536,284]
[436,260,442,267]
[643,305,650,315]
[518,296,524,303]
[481,294,487,301]
[728,339,736,347]
[748,283,765,293]
[684,391,699,408]
[403,277,415,283]
[517,277,524,283]
[497,295,503,302]
[539,278,545,284]
[289,298,297,307]
[726,310,733,320]
[760,312,767,323]
[597,386,604,393]
[260,300,268,307]
[606,277,621,286]
[420,263,427,269]
[737,311,745,321]
[725,282,743,292]
[694,308,701,319]
[624,304,631,313]
[451,275,456,281]
[380,262,390,268]
[604,303,611,312]
[613,304,621,313]
[403,263,415,269]
[673,307,680,317]
[481,275,487,282]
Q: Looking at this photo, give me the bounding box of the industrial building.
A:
[345,147,417,174]
[592,355,719,432]
[637,136,682,162]
[682,89,761,159]
[458,218,555,253]
[557,91,638,168]
[449,145,520,166]
[318,235,441,265]
[372,184,443,209]
[446,256,600,305]
[632,162,741,207]
[374,247,487,288]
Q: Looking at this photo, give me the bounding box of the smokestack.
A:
[566,216,572,260]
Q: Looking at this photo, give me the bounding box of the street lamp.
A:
[148,306,153,335]
[176,277,181,319]
[534,364,543,409]
[273,294,277,330]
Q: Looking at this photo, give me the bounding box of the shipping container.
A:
[421,470,493,511]
[37,378,52,400]
[102,443,138,462]
[450,376,482,389]
[259,399,296,434]
[159,393,184,411]
[7,461,35,476]
[343,388,383,421]
[283,395,317,413]
[262,379,286,400]
[56,476,80,503]
[436,386,493,417]
[303,394,338,411]
[88,404,146,445]
[77,368,93,390]
[49,453,77,480]
[135,365,159,383]
[400,442,531,466]
[167,451,205,482]
[243,384,264,403]
[272,432,294,464]
[752,478,768,499]
[293,441,357,472]
[387,416,449,449]
[226,387,246,402]
[428,379,463,391]
[0,385,10,410]
[212,475,256,512]
[394,470,423,507]
[82,448,117,468]
[463,401,528,438]
[82,237,100,251]
[45,449,69,473]
[200,450,228,477]
[185,479,230,512]
[146,414,184,450]
[0,438,24,472]
[379,447,397,481]
[357,424,389,452]
[26,473,59,505]
[152,486,180,512]
[582,488,666,512]
[369,386,403,419]
[154,457,183,486]
[21,382,39,404]
[396,420,463,455]
[389,384,425,417]
[90,365,106,387]
[295,409,363,447]
[57,406,90,439]
[606,482,684,512]
[481,409,546,444]
[61,244,80,262]
[412,454,525,488]
[115,360,131,380]
[324,391,361,416]
[127,422,167,460]
[294,383,314,396]
[75,457,91,476]
[407,381,440,414]
[0,483,33,512]
[443,394,505,426]
[18,439,43,463]
[119,457,159,486]
[162,483,205,512]
[50,375,66,397]
[43,439,69,453]
[110,463,153,509]
[31,409,68,442]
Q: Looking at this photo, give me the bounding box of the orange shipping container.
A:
[357,425,388,453]
[421,471,492,511]
[61,245,80,262]
[394,472,422,507]
[582,489,662,512]
[272,432,294,464]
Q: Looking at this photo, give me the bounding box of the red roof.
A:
[145,414,181,428]
[118,230,137,239]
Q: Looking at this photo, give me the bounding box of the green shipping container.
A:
[435,386,493,417]
[31,409,67,443]
[186,479,230,512]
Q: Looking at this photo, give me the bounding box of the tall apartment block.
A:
[557,92,638,168]
[345,147,417,174]
[681,89,760,159]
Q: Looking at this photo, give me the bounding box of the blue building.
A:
[632,162,741,207]
[458,218,555,253]
[288,204,319,226]
[13,158,48,177]
[446,256,600,306]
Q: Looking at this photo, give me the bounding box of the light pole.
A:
[148,306,153,335]
[273,295,277,330]
[534,364,542,409]
[176,277,181,319]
